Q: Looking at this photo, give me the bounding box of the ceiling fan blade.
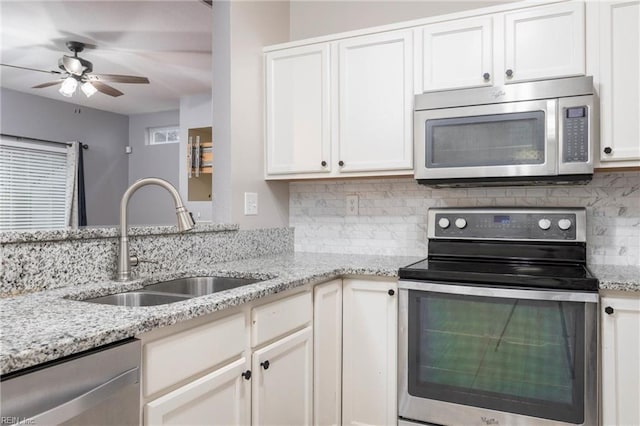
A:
[61,55,83,75]
[90,74,150,84]
[92,81,124,97]
[1,63,62,75]
[32,80,63,89]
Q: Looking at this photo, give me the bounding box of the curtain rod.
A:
[0,133,88,150]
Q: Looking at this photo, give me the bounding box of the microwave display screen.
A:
[494,215,511,224]
[426,111,545,168]
[567,107,585,118]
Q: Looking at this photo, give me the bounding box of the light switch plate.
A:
[244,192,258,215]
[346,194,358,216]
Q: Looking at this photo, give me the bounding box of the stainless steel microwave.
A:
[414,76,596,187]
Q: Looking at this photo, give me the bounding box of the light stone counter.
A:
[0,252,420,375]
[2,252,637,376]
[592,265,640,292]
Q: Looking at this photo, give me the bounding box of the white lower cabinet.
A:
[142,290,313,426]
[313,279,343,426]
[601,293,640,426]
[141,278,399,426]
[252,327,313,425]
[342,277,398,426]
[145,358,250,425]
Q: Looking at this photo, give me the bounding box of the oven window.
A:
[426,111,545,168]
[408,290,585,424]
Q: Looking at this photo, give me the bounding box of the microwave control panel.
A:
[563,106,589,163]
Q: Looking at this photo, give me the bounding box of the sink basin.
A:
[83,291,193,307]
[143,276,261,297]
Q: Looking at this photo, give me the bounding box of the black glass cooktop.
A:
[399,258,598,291]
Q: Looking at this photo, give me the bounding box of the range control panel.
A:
[429,208,586,242]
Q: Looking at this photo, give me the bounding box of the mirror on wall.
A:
[0,0,212,230]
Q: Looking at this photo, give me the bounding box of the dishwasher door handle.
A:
[29,367,139,425]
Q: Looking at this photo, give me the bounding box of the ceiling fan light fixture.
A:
[59,77,77,97]
[81,81,97,98]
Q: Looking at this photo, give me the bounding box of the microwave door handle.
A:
[29,367,139,425]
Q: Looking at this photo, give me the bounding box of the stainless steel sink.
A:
[143,276,261,297]
[83,291,193,307]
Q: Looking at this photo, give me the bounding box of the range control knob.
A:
[558,219,572,231]
[455,218,467,229]
[538,218,552,230]
[438,218,450,229]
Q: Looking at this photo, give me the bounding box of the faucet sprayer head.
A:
[176,207,196,232]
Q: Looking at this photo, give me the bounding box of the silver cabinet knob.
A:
[558,219,572,230]
[538,218,552,230]
[438,218,450,229]
[455,218,467,229]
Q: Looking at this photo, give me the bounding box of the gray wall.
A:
[0,88,129,226]
[213,1,290,229]
[127,110,180,225]
[289,0,516,40]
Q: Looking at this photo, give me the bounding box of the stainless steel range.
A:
[398,208,598,426]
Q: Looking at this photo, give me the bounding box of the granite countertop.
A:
[0,252,420,375]
[1,253,638,376]
[591,265,640,292]
[0,223,238,244]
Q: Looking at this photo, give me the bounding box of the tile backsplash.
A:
[290,171,640,266]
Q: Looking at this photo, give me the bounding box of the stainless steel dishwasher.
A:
[1,339,141,426]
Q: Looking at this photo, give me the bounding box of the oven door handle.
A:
[398,280,599,303]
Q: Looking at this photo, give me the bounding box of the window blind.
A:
[0,139,69,231]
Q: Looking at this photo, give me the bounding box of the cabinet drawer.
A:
[144,312,245,397]
[251,291,312,347]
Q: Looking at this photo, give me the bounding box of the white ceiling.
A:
[0,0,212,115]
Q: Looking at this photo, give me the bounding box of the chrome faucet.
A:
[118,177,195,281]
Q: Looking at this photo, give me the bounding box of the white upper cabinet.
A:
[265,31,414,180]
[336,30,414,173]
[264,1,592,179]
[591,0,640,167]
[417,2,586,92]
[265,44,331,175]
[420,17,493,91]
[503,2,585,84]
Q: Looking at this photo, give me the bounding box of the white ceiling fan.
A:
[1,41,150,98]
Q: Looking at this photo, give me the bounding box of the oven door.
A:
[414,99,557,181]
[398,281,598,426]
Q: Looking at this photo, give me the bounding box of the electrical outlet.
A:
[346,194,358,216]
[244,192,258,215]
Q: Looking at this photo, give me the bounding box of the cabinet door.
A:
[252,326,313,426]
[336,30,414,173]
[601,295,640,426]
[504,2,585,83]
[421,17,493,91]
[597,1,640,166]
[313,279,342,426]
[342,278,397,426]
[144,358,250,425]
[265,44,331,175]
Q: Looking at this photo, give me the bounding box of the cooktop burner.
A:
[400,207,598,292]
[399,258,598,291]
